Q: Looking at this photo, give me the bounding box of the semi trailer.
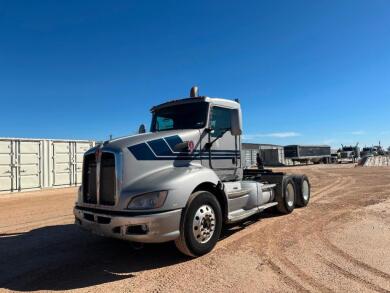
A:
[74,87,311,257]
[284,145,331,164]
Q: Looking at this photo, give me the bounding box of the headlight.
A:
[127,191,168,210]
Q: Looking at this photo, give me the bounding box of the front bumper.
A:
[74,206,182,243]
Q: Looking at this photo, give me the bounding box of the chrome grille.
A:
[82,150,117,206]
[83,154,97,204]
[99,152,116,205]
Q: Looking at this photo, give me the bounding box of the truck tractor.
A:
[74,87,311,257]
[338,144,360,163]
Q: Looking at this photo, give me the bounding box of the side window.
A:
[156,116,174,131]
[209,107,232,137]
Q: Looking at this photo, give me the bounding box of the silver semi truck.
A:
[74,87,310,257]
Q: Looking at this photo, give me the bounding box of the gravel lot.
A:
[1,165,390,292]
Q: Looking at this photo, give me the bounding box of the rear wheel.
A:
[276,177,296,214]
[175,191,222,257]
[294,175,310,207]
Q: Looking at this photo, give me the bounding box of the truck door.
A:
[202,106,240,181]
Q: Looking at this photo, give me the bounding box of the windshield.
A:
[151,102,209,132]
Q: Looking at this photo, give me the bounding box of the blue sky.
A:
[0,0,389,148]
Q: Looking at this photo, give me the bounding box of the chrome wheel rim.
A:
[302,180,309,201]
[192,204,216,244]
[286,183,295,207]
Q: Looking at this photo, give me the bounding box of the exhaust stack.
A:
[190,86,199,98]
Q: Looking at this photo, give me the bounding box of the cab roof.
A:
[150,96,240,112]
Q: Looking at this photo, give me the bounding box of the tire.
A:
[275,177,296,214]
[175,191,222,257]
[293,175,310,207]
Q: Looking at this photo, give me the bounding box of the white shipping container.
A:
[0,138,95,194]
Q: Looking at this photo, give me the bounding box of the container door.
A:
[242,149,252,169]
[0,140,14,192]
[18,141,42,190]
[74,142,92,185]
[52,142,72,186]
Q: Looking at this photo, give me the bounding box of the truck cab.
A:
[339,145,360,163]
[74,87,310,256]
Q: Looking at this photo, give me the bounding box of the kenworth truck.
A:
[74,87,310,257]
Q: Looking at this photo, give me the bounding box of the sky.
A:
[0,0,389,148]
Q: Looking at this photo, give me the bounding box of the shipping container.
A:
[242,143,287,167]
[0,138,94,193]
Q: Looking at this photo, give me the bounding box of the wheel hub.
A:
[286,183,295,207]
[302,180,309,201]
[192,204,216,244]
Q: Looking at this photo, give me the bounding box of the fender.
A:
[119,164,220,211]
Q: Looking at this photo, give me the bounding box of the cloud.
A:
[350,130,366,135]
[243,132,301,140]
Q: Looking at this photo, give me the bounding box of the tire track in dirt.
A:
[319,255,390,293]
[311,176,343,196]
[319,233,390,280]
[254,169,336,291]
[251,168,375,292]
[265,259,311,293]
[277,255,333,293]
[250,213,332,292]
[311,175,356,203]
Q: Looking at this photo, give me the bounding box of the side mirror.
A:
[230,109,242,136]
[138,124,146,134]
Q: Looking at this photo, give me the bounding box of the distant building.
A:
[242,143,287,168]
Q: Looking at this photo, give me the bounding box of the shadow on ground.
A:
[0,211,280,291]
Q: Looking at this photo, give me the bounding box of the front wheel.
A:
[175,191,222,257]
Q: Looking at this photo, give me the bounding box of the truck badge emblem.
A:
[188,140,195,153]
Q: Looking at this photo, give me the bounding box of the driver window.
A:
[156,116,174,131]
[210,106,232,137]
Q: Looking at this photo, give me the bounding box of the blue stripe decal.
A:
[128,135,240,161]
[165,135,183,150]
[128,143,156,160]
[148,138,173,156]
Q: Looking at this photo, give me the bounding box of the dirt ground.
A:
[1,165,390,292]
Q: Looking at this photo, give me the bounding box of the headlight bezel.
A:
[127,190,168,210]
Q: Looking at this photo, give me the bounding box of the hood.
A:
[104,129,202,150]
[105,129,204,199]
